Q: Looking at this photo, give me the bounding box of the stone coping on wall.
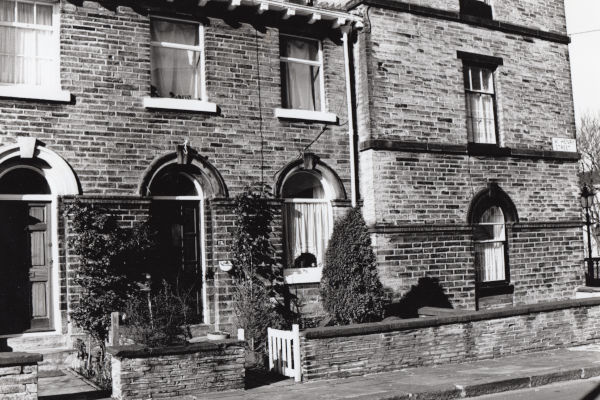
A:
[359,139,580,161]
[0,352,43,367]
[301,298,600,339]
[107,339,244,359]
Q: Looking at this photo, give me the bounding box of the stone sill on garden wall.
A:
[0,352,43,367]
[301,297,600,339]
[107,339,244,359]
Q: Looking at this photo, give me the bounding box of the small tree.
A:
[231,183,285,356]
[320,207,386,325]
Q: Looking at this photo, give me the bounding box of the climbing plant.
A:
[231,183,287,356]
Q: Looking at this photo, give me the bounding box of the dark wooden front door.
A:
[151,200,203,322]
[0,202,52,334]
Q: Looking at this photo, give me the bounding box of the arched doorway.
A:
[148,165,206,324]
[0,142,79,336]
[0,167,54,334]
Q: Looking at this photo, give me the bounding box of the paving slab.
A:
[206,345,600,400]
[39,368,110,400]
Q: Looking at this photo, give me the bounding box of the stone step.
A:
[188,323,211,338]
[5,333,68,352]
[39,348,78,372]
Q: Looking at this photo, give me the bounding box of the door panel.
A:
[27,203,51,330]
[0,201,52,334]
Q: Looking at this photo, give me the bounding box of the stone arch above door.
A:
[0,140,80,195]
[138,147,228,199]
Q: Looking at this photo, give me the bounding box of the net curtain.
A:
[0,1,54,86]
[151,19,200,98]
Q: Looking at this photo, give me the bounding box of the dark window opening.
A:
[460,0,493,19]
[0,168,51,194]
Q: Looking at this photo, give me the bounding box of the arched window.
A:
[469,183,517,288]
[474,206,507,282]
[282,171,333,274]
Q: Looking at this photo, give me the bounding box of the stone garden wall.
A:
[0,352,42,400]
[299,298,600,381]
[108,340,245,399]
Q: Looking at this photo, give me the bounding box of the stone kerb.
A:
[298,298,600,381]
[0,352,43,400]
[107,340,245,399]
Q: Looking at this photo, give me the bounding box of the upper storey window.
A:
[463,65,497,144]
[275,34,336,123]
[280,35,323,112]
[150,18,204,100]
[460,0,493,19]
[0,0,68,101]
[144,17,216,113]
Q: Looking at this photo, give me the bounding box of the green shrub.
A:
[320,207,386,324]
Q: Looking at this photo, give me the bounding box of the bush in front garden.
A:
[320,207,386,325]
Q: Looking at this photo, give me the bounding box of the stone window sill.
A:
[478,283,514,297]
[0,86,71,102]
[283,266,322,284]
[143,97,218,113]
[275,108,337,123]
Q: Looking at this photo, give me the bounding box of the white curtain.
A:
[283,202,332,268]
[0,1,54,86]
[151,19,200,99]
[476,206,506,282]
[476,242,505,281]
[466,92,495,144]
[281,38,321,111]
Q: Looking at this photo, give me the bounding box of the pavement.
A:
[211,344,600,400]
[38,344,600,400]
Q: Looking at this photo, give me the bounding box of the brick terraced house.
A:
[0,0,583,355]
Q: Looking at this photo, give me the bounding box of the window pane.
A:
[463,67,471,90]
[470,66,482,91]
[36,30,53,58]
[36,4,52,26]
[476,242,505,282]
[481,69,493,93]
[150,172,198,196]
[15,27,36,56]
[280,36,318,61]
[281,62,321,110]
[16,2,33,23]
[151,46,200,98]
[284,202,332,268]
[282,171,324,199]
[466,92,496,144]
[151,19,199,46]
[0,0,15,22]
[0,168,51,194]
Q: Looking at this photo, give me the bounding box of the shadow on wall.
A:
[385,277,453,318]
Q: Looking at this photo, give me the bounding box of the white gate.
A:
[267,324,301,382]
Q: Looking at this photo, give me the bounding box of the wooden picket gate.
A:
[267,324,301,382]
